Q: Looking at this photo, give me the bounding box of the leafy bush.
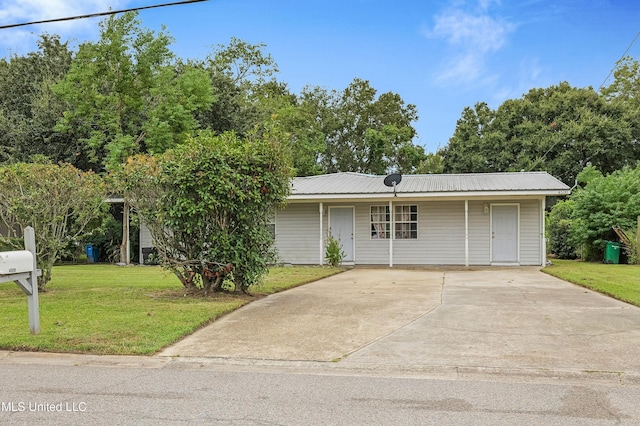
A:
[119,130,293,293]
[571,164,640,262]
[325,234,345,267]
[0,162,107,290]
[547,199,578,259]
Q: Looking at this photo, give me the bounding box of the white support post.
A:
[541,197,547,266]
[24,226,39,334]
[319,202,324,265]
[389,200,393,267]
[465,200,469,267]
[121,200,130,264]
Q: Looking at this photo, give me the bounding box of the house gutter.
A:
[288,190,571,201]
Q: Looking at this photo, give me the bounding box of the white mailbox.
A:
[0,250,34,275]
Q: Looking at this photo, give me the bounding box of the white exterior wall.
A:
[275,198,544,266]
[468,200,491,265]
[406,200,466,265]
[519,199,542,265]
[353,204,389,264]
[275,203,320,264]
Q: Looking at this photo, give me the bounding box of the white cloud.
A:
[436,52,483,85]
[0,0,131,55]
[0,0,129,23]
[430,10,512,53]
[425,1,516,87]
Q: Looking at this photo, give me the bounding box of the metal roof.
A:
[290,172,570,199]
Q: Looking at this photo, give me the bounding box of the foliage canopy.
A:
[119,130,293,293]
[0,162,107,290]
[441,82,637,185]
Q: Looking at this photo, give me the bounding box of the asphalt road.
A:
[1,358,640,425]
[3,267,640,424]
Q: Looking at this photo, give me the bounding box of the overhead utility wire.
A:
[597,30,640,91]
[528,30,640,173]
[0,0,209,30]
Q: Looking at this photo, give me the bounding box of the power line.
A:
[597,30,640,91]
[0,0,209,30]
[529,31,640,172]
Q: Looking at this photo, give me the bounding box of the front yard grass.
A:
[0,264,342,355]
[543,259,640,307]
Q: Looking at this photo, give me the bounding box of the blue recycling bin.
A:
[85,244,99,263]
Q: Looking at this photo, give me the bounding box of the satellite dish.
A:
[383,173,402,197]
[383,173,402,187]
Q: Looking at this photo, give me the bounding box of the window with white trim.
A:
[394,205,418,239]
[370,206,390,239]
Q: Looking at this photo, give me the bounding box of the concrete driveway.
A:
[159,267,640,376]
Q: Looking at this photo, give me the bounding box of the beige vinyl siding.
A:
[354,204,389,264]
[277,198,543,266]
[138,223,154,265]
[396,200,466,265]
[468,200,491,265]
[358,201,467,265]
[519,199,542,265]
[140,223,153,249]
[275,203,320,264]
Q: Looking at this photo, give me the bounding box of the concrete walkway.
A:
[159,267,640,377]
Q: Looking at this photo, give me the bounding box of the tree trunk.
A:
[211,274,223,292]
[38,258,54,292]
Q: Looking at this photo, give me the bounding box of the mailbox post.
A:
[0,226,40,334]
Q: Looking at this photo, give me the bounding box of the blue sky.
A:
[0,0,639,153]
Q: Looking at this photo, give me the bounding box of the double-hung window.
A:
[370,206,390,239]
[394,205,418,239]
[371,205,418,239]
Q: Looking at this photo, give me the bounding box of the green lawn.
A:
[543,259,640,306]
[0,264,342,355]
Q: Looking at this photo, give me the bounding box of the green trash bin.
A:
[604,241,621,264]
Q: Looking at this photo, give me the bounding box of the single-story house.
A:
[273,171,570,267]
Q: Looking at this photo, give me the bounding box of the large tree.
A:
[441,82,636,185]
[0,35,74,166]
[120,129,293,294]
[600,56,640,158]
[297,78,422,175]
[196,37,281,137]
[53,11,212,171]
[0,162,107,290]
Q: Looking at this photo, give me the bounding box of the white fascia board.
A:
[288,189,570,202]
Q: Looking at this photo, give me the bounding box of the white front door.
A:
[492,205,518,263]
[329,207,354,262]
